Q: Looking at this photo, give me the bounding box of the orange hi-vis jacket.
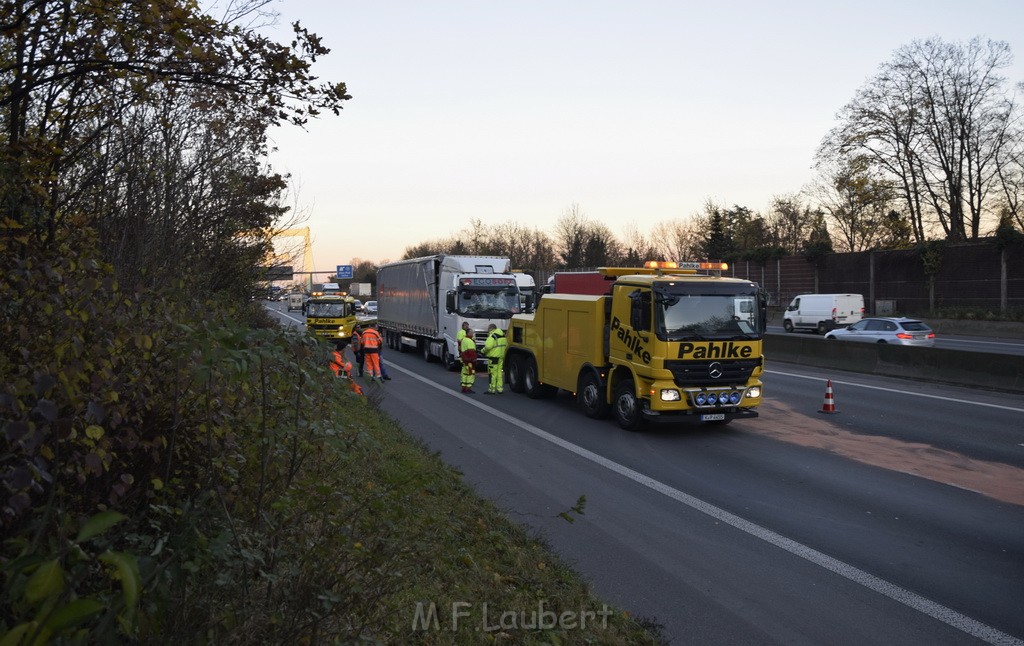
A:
[361,327,382,353]
[330,350,345,376]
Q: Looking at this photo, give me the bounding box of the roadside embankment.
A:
[765,335,1024,394]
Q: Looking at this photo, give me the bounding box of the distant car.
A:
[364,300,378,315]
[824,317,935,346]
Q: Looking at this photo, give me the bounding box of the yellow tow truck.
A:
[504,262,767,430]
[304,294,360,346]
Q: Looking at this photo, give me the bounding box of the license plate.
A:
[701,413,725,422]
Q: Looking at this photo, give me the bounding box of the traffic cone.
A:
[819,379,839,414]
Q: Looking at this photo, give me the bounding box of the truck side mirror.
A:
[445,291,456,313]
[628,289,651,333]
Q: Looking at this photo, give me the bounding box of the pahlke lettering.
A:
[678,342,753,359]
[610,316,652,364]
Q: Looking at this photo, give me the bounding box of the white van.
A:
[783,293,864,334]
[287,293,305,311]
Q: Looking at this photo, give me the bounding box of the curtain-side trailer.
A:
[377,255,522,369]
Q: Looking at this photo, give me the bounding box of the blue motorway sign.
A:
[336,264,353,279]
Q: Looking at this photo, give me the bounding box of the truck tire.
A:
[421,340,436,363]
[507,354,525,393]
[524,357,555,399]
[577,371,608,419]
[442,345,458,371]
[816,321,829,334]
[783,319,794,333]
[613,379,645,431]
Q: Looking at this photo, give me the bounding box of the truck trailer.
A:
[505,262,767,430]
[376,255,522,369]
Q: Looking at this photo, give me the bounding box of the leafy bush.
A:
[2,221,661,643]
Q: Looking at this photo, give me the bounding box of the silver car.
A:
[364,300,378,315]
[824,317,935,346]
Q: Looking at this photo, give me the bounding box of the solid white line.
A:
[390,362,1022,646]
[767,370,1024,413]
[940,338,1024,348]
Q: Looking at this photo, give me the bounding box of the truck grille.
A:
[663,359,761,387]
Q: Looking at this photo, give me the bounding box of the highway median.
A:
[765,334,1024,393]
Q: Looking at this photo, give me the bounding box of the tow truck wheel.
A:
[524,357,555,399]
[578,372,608,419]
[507,354,525,393]
[524,358,542,398]
[613,379,645,431]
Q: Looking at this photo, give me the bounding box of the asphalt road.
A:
[267,303,1024,644]
[381,357,1024,644]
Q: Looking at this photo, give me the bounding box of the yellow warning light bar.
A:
[598,260,729,277]
[678,261,729,271]
[643,260,679,269]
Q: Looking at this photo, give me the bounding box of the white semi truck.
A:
[376,255,522,369]
[512,271,537,313]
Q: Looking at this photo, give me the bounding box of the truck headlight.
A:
[746,386,761,398]
[660,389,681,401]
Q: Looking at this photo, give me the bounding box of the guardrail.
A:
[765,335,1024,394]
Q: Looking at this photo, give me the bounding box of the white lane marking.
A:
[266,305,305,326]
[768,370,1024,413]
[939,338,1024,348]
[389,362,1022,646]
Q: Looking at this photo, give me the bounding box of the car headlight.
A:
[660,389,680,401]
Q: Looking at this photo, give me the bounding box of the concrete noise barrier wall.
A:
[764,335,1024,394]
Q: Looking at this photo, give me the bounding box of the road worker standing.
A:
[482,323,506,394]
[361,321,384,382]
[458,324,477,393]
[350,324,365,377]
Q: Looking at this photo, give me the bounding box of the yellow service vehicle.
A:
[504,262,767,430]
[304,295,360,346]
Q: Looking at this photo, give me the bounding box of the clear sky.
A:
[264,0,1024,273]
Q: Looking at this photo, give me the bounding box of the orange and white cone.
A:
[819,379,839,414]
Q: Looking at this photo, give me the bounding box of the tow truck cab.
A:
[506,263,767,430]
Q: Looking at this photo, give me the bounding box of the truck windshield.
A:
[306,302,350,318]
[654,282,763,340]
[457,287,521,319]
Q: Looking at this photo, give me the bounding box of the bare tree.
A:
[819,37,1020,242]
[552,204,622,268]
[485,220,557,272]
[618,223,659,266]
[805,158,895,251]
[650,218,703,262]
